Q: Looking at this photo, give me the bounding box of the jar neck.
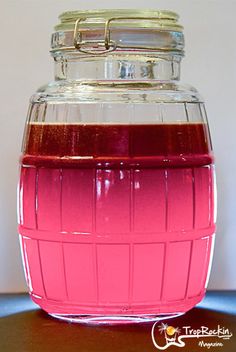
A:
[53,52,182,81]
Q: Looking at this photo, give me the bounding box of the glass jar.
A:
[18,9,216,324]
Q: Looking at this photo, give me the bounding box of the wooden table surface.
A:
[0,291,235,352]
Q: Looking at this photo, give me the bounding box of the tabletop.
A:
[0,291,235,352]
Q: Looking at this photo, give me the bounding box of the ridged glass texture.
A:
[18,97,216,323]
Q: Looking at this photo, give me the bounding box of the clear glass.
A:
[18,30,216,324]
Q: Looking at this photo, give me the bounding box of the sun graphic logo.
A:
[152,322,183,350]
[160,324,181,343]
[152,323,181,349]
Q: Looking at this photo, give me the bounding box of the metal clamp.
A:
[73,17,116,54]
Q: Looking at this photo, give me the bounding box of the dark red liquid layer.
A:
[22,123,213,168]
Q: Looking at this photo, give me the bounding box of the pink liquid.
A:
[18,123,215,322]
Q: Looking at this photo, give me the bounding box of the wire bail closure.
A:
[73,16,179,55]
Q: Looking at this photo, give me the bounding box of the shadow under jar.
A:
[18,9,216,324]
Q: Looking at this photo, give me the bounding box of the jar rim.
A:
[55,9,183,32]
